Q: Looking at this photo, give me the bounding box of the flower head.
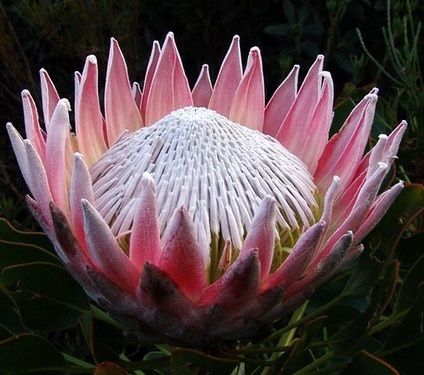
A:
[7,33,406,345]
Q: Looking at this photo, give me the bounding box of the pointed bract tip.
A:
[86,55,97,64]
[356,244,364,253]
[370,87,379,95]
[202,64,209,71]
[80,198,90,210]
[259,196,277,213]
[249,46,261,55]
[378,134,388,140]
[232,35,240,41]
[365,93,378,103]
[346,230,354,237]
[58,98,71,111]
[166,31,175,40]
[319,71,331,79]
[141,172,156,190]
[317,54,324,60]
[400,120,408,127]
[73,152,83,160]
[21,89,31,98]
[398,180,405,188]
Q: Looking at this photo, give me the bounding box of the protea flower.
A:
[7,33,406,345]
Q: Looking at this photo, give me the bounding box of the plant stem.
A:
[261,301,309,375]
[90,304,127,330]
[266,295,342,342]
[62,353,95,369]
[291,351,334,375]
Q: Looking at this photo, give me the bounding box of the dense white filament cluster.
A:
[90,107,318,249]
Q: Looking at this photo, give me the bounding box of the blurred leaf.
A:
[283,0,295,25]
[0,222,90,331]
[368,184,424,259]
[0,218,56,255]
[330,304,374,355]
[342,254,383,297]
[0,292,27,340]
[90,319,125,364]
[0,333,65,373]
[343,350,400,374]
[2,260,89,330]
[264,24,290,36]
[382,284,424,355]
[0,230,59,271]
[395,253,424,312]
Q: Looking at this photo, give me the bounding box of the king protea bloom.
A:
[7,33,406,345]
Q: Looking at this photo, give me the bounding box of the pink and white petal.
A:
[263,65,299,137]
[145,33,193,125]
[276,55,324,150]
[132,81,142,109]
[332,170,366,228]
[386,120,407,161]
[240,197,276,280]
[159,207,207,300]
[74,71,82,112]
[24,140,53,225]
[7,123,31,188]
[314,92,378,193]
[355,181,404,242]
[192,64,213,108]
[228,47,265,131]
[339,244,364,270]
[69,153,94,252]
[354,121,407,182]
[286,231,353,299]
[321,175,340,225]
[318,163,389,261]
[21,90,46,162]
[208,35,242,116]
[40,68,60,129]
[198,249,260,309]
[265,221,326,289]
[300,72,334,173]
[366,134,388,178]
[105,38,143,145]
[129,174,161,271]
[140,40,161,122]
[45,99,71,214]
[75,55,107,166]
[82,199,139,294]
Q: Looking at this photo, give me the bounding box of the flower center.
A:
[90,107,319,251]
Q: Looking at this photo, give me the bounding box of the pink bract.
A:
[7,32,406,345]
